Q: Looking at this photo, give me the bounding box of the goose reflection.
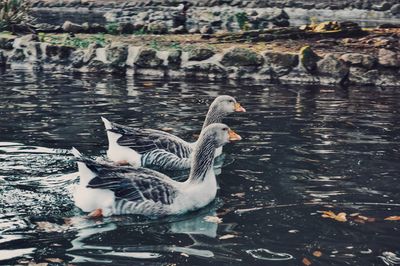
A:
[64,200,240,263]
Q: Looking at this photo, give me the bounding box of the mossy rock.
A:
[299,46,320,73]
[221,48,264,67]
[188,48,215,61]
[135,48,163,68]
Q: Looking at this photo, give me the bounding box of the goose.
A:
[72,123,242,217]
[102,95,245,170]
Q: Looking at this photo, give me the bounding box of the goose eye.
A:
[222,128,228,131]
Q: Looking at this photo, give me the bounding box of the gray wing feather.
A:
[87,168,177,205]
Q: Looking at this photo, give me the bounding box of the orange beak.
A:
[234,102,246,112]
[228,129,242,141]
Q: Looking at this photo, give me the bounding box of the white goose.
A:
[72,123,242,217]
[102,95,245,170]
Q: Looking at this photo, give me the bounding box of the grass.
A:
[40,33,108,48]
[0,0,32,31]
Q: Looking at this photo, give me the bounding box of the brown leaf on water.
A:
[350,214,376,223]
[385,216,400,221]
[320,211,347,222]
[313,251,322,257]
[143,82,154,87]
[302,257,312,266]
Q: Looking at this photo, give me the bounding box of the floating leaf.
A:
[219,234,236,240]
[385,216,400,221]
[180,253,189,257]
[302,257,312,265]
[319,211,347,222]
[143,82,154,87]
[204,216,222,223]
[161,127,174,132]
[313,251,322,257]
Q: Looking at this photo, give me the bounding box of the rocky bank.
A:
[1,24,399,87]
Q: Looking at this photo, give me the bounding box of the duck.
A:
[72,123,242,217]
[101,95,245,170]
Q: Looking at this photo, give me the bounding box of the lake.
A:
[0,70,399,265]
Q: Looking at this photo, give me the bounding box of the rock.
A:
[372,2,391,11]
[221,48,264,67]
[348,67,379,85]
[83,43,100,63]
[378,49,400,67]
[167,49,182,70]
[317,54,349,84]
[15,34,39,48]
[89,23,107,33]
[88,59,110,73]
[25,42,43,61]
[106,43,129,70]
[147,21,168,34]
[340,53,377,69]
[0,35,16,50]
[170,26,186,34]
[33,23,61,33]
[10,48,25,62]
[184,62,227,78]
[200,25,213,34]
[390,4,400,15]
[263,51,298,77]
[71,50,85,68]
[118,22,136,34]
[188,48,215,61]
[377,69,400,86]
[135,48,163,68]
[62,21,84,33]
[299,46,321,73]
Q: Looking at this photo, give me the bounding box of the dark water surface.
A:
[0,70,399,265]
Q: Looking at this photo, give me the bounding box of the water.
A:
[0,70,400,265]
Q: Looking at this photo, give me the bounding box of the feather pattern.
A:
[102,95,243,170]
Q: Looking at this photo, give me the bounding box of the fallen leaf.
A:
[161,127,173,132]
[302,257,312,266]
[143,82,154,87]
[357,215,369,221]
[313,251,322,257]
[320,211,347,222]
[385,216,400,221]
[219,234,236,240]
[349,213,360,217]
[204,216,222,223]
[335,213,347,222]
[180,253,189,257]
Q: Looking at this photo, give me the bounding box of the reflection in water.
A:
[0,70,399,265]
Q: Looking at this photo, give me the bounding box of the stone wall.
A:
[31,0,400,12]
[1,34,399,87]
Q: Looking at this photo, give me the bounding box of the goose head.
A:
[200,123,242,148]
[210,95,246,114]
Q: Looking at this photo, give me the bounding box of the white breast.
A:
[171,171,218,214]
